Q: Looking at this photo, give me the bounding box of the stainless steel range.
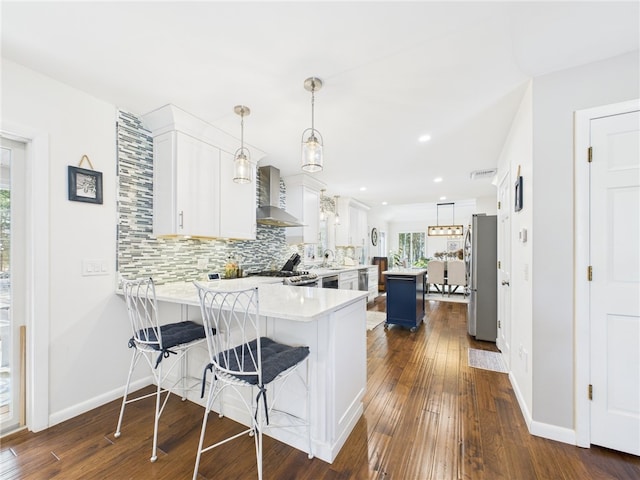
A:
[247,253,319,286]
[282,272,318,286]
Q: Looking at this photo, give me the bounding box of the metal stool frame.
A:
[115,277,206,462]
[192,283,313,480]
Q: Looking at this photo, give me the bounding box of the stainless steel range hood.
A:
[256,165,304,227]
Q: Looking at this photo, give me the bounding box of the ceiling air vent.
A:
[470,168,497,180]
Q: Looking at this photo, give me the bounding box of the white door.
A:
[589,109,640,455]
[497,172,512,364]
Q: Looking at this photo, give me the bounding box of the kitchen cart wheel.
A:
[384,323,388,330]
[410,326,417,333]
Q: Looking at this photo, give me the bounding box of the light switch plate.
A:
[519,227,528,243]
[82,259,108,276]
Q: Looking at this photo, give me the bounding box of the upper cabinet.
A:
[143,104,261,240]
[153,130,221,237]
[219,150,257,240]
[335,197,370,247]
[283,174,325,245]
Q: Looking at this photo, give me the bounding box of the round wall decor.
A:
[371,227,378,246]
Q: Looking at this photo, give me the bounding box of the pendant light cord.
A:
[310,81,316,135]
[240,110,244,149]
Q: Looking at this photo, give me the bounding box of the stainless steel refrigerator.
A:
[467,214,497,341]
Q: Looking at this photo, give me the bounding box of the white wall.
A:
[475,195,497,216]
[380,201,478,260]
[2,60,137,427]
[366,209,388,260]
[496,82,534,425]
[531,51,639,435]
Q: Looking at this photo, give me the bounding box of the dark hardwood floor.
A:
[2,297,639,479]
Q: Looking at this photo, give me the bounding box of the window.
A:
[398,232,426,267]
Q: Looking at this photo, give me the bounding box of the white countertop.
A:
[382,268,427,276]
[153,280,368,322]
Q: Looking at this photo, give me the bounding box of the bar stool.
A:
[192,283,313,480]
[115,277,207,462]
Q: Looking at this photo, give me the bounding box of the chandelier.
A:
[428,202,464,237]
[319,189,340,225]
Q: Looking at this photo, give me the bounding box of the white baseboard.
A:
[508,372,577,446]
[48,376,152,428]
[509,371,532,429]
[530,420,577,446]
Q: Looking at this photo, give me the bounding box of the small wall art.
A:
[68,155,103,204]
[514,175,523,212]
[447,239,461,251]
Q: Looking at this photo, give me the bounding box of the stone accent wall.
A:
[116,110,293,284]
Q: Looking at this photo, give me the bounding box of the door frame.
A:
[574,98,640,448]
[0,137,27,432]
[496,169,511,364]
[0,122,50,433]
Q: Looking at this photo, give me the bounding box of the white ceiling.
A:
[2,1,639,217]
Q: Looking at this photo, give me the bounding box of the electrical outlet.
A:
[197,258,208,269]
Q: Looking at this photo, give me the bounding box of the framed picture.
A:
[514,175,523,212]
[68,166,103,204]
[447,239,461,251]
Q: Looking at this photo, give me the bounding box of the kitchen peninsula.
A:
[149,279,368,464]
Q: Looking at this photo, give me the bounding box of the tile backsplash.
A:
[116,110,295,284]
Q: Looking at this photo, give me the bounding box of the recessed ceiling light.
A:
[440,196,447,200]
[419,134,431,143]
[433,177,443,183]
[381,201,388,206]
[359,186,366,191]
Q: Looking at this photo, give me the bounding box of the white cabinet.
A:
[335,197,369,247]
[219,150,256,240]
[153,130,220,237]
[335,198,349,246]
[284,174,325,245]
[338,270,359,290]
[349,205,367,247]
[144,104,261,240]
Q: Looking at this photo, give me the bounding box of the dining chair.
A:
[446,260,467,297]
[115,277,207,462]
[427,260,446,295]
[192,283,313,480]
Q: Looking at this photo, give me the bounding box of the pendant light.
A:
[233,105,252,184]
[319,189,339,223]
[428,202,464,237]
[301,77,324,173]
[319,189,327,221]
